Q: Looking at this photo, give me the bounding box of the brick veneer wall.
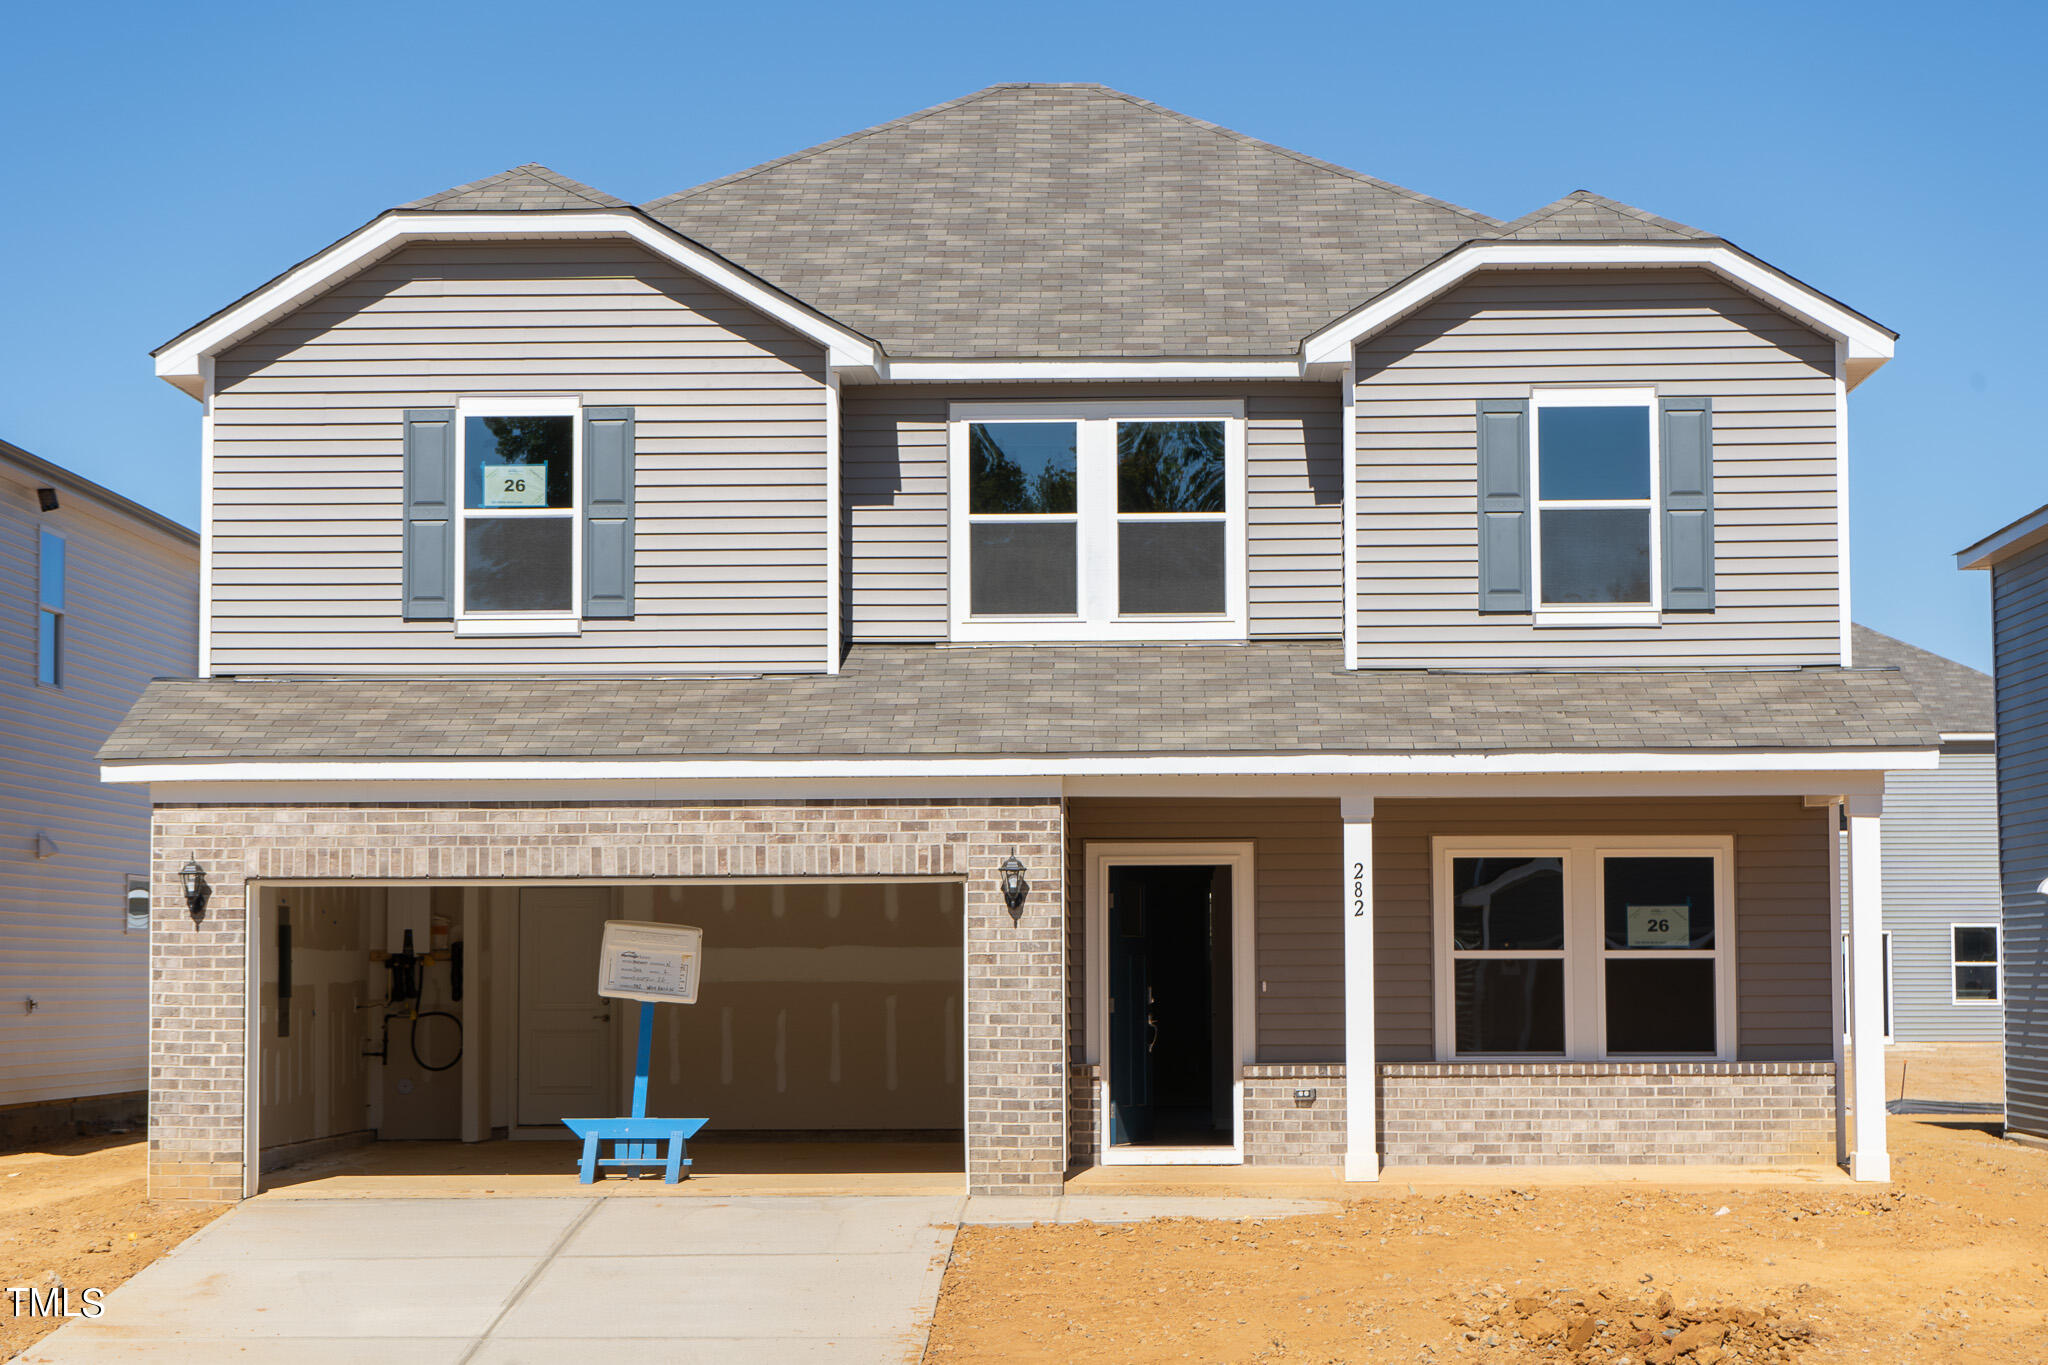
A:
[1242,1064,1345,1165]
[1069,1063,1099,1167]
[149,798,1065,1201]
[1379,1062,1836,1166]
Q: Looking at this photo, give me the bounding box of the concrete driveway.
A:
[24,1194,963,1364]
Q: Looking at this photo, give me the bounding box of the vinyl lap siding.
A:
[1876,749,2004,1042]
[1353,270,1841,668]
[841,384,1342,641]
[1992,546,2048,1141]
[0,470,197,1107]
[210,241,830,674]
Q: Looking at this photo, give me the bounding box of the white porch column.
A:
[1341,796,1378,1181]
[1846,793,1891,1181]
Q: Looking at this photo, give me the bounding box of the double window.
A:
[455,397,580,629]
[1532,388,1657,617]
[1435,837,1733,1060]
[1952,923,2000,1003]
[36,528,64,686]
[948,401,1246,641]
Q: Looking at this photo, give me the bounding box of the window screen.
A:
[1116,420,1226,616]
[969,522,1078,615]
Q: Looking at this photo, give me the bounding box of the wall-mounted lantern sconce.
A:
[36,487,59,513]
[999,850,1030,922]
[179,861,209,923]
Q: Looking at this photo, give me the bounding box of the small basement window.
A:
[1952,923,2000,1003]
[455,396,580,629]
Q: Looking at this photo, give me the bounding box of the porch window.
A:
[1435,837,1733,1060]
[1952,923,2000,1003]
[456,397,579,622]
[1532,389,1657,620]
[948,401,1246,642]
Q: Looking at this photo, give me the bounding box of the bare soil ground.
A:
[0,1137,222,1360]
[928,1048,2045,1363]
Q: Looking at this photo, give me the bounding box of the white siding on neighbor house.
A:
[0,465,196,1108]
[209,240,831,675]
[1353,269,1842,668]
[841,383,1343,641]
[1992,545,2048,1141]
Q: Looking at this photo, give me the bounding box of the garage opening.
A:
[250,880,965,1194]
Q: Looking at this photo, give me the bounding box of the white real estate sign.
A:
[598,920,703,1005]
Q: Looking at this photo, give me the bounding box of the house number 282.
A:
[1351,861,1365,917]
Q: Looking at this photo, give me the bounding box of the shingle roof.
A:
[1851,624,1995,736]
[1489,190,1715,243]
[403,163,628,211]
[640,83,1516,359]
[102,643,1936,763]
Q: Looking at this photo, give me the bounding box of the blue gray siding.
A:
[1992,545,2048,1140]
[1878,747,2004,1041]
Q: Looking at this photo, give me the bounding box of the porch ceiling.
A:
[104,643,1937,764]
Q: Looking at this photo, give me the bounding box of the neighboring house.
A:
[1847,625,2002,1044]
[1,439,197,1143]
[102,83,1936,1203]
[1960,512,2048,1148]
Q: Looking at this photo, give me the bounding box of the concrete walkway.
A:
[26,1189,1335,1363]
[25,1195,963,1364]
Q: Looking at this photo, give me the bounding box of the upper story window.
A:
[36,528,64,686]
[1532,388,1657,617]
[948,401,1246,642]
[456,396,580,632]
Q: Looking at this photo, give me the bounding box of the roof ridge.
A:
[1492,188,1711,241]
[644,86,1023,209]
[1087,87,1501,230]
[402,162,626,211]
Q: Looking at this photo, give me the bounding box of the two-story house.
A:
[103,84,1933,1202]
[3,438,197,1141]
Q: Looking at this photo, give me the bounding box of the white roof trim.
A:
[1301,242,1896,381]
[1957,501,2048,570]
[154,211,880,393]
[876,357,1305,382]
[102,748,1938,786]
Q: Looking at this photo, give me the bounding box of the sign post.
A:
[563,921,707,1183]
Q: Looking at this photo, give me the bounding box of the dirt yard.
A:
[0,1137,222,1360]
[929,1048,2044,1363]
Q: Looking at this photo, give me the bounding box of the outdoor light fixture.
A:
[999,850,1030,921]
[36,487,58,512]
[179,861,209,923]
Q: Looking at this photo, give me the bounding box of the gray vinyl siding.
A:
[1991,544,2048,1141]
[1064,795,1831,1069]
[209,241,830,675]
[1353,269,1842,668]
[841,383,1343,641]
[1841,748,2003,1042]
[0,462,197,1107]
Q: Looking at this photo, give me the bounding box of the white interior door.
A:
[517,889,614,1127]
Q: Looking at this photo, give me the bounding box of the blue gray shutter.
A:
[582,406,635,618]
[1660,396,1715,612]
[401,409,455,620]
[1476,398,1531,613]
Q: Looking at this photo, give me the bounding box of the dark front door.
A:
[1107,864,1233,1148]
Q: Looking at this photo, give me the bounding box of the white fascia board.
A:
[1301,242,1897,378]
[102,747,1938,787]
[878,357,1305,382]
[1957,501,2048,570]
[155,211,879,392]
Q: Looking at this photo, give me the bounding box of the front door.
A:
[517,889,613,1127]
[1106,864,1234,1150]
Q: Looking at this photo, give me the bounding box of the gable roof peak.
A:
[1492,188,1714,243]
[401,162,628,212]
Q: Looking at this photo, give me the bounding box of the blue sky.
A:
[3,1,2039,668]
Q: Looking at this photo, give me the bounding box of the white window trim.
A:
[36,526,65,688]
[1431,834,1737,1062]
[1950,920,2001,1006]
[452,395,583,637]
[946,400,1248,643]
[1084,841,1256,1165]
[1529,387,1661,628]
